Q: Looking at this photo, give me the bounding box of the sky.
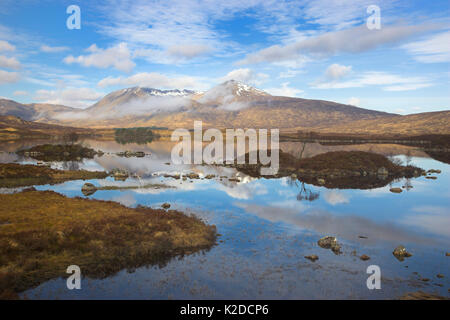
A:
[0,0,449,114]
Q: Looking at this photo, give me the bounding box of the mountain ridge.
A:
[0,81,447,135]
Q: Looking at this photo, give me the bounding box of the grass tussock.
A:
[0,163,108,187]
[0,189,217,299]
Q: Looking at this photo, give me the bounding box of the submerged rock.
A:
[393,245,412,261]
[305,254,318,262]
[360,254,370,261]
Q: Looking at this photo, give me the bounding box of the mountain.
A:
[0,98,75,121]
[0,81,448,135]
[87,87,198,115]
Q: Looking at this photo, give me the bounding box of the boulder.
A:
[161,203,171,209]
[81,183,97,196]
[390,187,403,193]
[393,245,412,261]
[318,236,337,248]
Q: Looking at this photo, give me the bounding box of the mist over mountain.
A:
[1,80,447,134]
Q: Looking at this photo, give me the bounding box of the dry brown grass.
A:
[0,163,108,187]
[0,189,217,299]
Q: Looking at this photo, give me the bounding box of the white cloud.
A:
[324,190,350,205]
[40,45,69,53]
[348,97,360,106]
[0,55,20,69]
[264,82,303,97]
[238,24,437,65]
[0,40,15,52]
[219,68,268,85]
[167,44,212,59]
[402,206,450,238]
[403,31,450,63]
[0,70,19,84]
[97,72,205,90]
[34,87,104,108]
[325,63,352,80]
[64,43,135,72]
[312,71,433,92]
[13,90,28,96]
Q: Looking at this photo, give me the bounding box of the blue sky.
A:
[0,0,449,114]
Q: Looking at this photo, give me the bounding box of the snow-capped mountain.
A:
[0,80,396,129]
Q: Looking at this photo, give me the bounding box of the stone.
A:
[393,245,412,261]
[390,187,403,193]
[360,254,370,261]
[161,203,171,209]
[318,236,337,249]
[81,183,97,196]
[305,254,318,262]
[436,274,444,279]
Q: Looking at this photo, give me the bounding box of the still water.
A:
[1,139,449,299]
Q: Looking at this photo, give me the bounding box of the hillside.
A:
[0,115,103,141]
[315,111,450,136]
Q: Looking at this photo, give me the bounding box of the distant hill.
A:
[0,98,74,121]
[316,111,450,135]
[0,80,448,136]
[0,115,102,141]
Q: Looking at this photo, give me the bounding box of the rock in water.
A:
[161,203,171,209]
[318,236,337,249]
[390,187,403,193]
[81,183,97,196]
[305,254,318,262]
[393,245,412,261]
[360,254,370,261]
[317,236,342,254]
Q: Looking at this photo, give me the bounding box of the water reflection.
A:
[1,138,448,299]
